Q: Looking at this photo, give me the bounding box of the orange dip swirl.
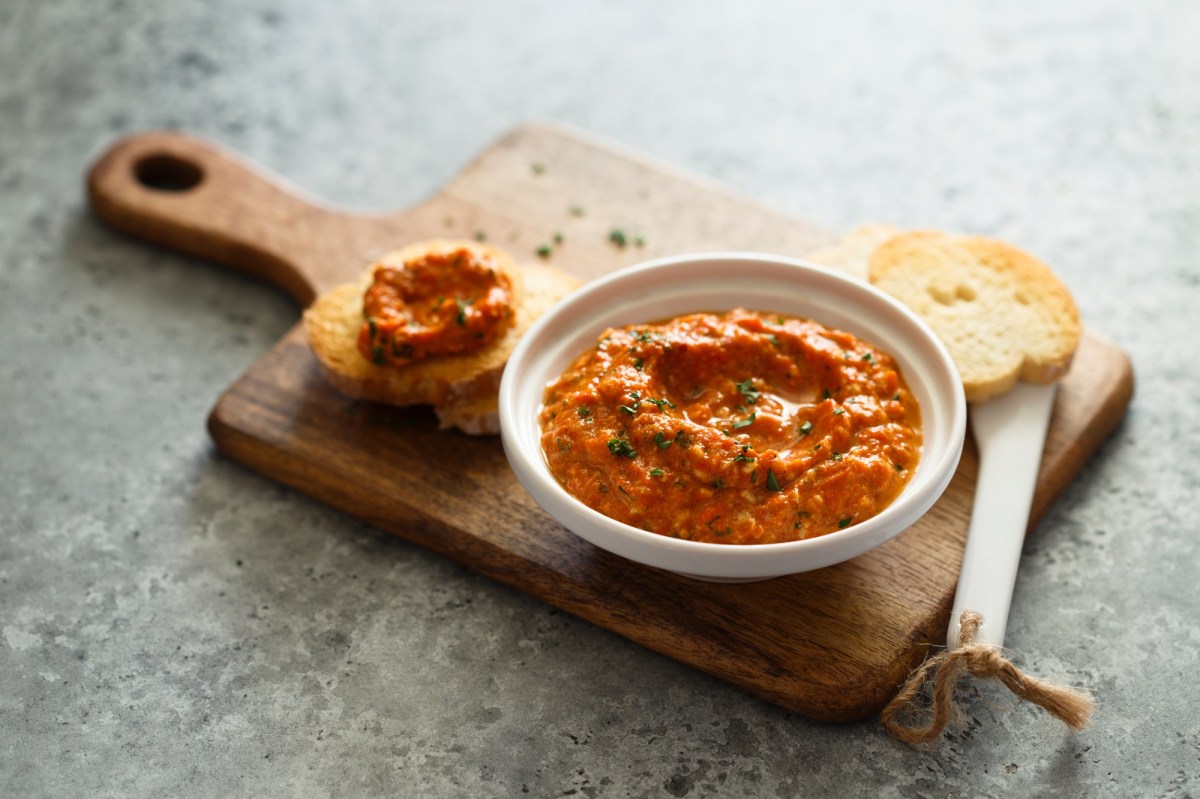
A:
[538,309,922,544]
[358,247,514,368]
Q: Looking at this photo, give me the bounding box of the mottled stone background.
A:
[2,1,1196,796]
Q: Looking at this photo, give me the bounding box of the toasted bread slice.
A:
[868,231,1081,402]
[303,240,580,433]
[803,224,900,281]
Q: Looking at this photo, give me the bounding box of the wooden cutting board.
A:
[87,123,1134,722]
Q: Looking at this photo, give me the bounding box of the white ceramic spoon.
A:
[947,382,1057,650]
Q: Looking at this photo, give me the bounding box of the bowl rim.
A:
[499,251,967,579]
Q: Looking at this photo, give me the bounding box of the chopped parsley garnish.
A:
[650,468,664,477]
[607,438,637,458]
[635,330,653,344]
[569,205,586,217]
[531,162,545,175]
[799,420,814,436]
[823,388,832,400]
[766,334,779,346]
[654,432,671,449]
[619,405,638,415]
[862,352,875,364]
[838,517,853,529]
[733,445,756,464]
[832,451,842,461]
[609,228,628,248]
[367,317,377,338]
[633,358,644,371]
[646,397,676,410]
[455,298,472,326]
[536,244,552,258]
[634,234,646,247]
[735,378,760,405]
[577,406,591,418]
[766,469,782,492]
[553,231,563,245]
[731,412,756,430]
[833,408,846,416]
[711,479,725,490]
[371,345,386,365]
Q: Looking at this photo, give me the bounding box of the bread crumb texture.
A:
[867,231,1081,402]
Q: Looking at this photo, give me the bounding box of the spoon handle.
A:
[948,382,1058,650]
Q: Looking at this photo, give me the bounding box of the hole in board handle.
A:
[134,154,204,192]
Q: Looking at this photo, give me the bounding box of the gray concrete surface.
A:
[2,1,1197,796]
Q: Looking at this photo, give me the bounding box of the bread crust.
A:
[867,231,1081,402]
[303,239,579,433]
[802,224,899,281]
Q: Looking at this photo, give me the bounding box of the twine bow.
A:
[881,610,1094,745]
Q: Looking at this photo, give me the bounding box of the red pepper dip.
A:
[358,247,515,367]
[539,309,922,544]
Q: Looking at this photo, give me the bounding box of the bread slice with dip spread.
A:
[303,239,579,434]
[866,230,1081,402]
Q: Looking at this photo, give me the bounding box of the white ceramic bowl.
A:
[499,253,966,581]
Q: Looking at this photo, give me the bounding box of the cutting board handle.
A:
[87,131,354,306]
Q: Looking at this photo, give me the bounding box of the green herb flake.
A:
[833,408,846,416]
[711,479,725,490]
[650,468,665,477]
[609,228,628,248]
[455,298,472,326]
[634,234,646,247]
[823,388,832,400]
[367,317,377,339]
[619,405,637,415]
[474,230,487,241]
[535,244,552,258]
[766,334,779,346]
[553,231,564,245]
[799,420,814,436]
[654,432,671,449]
[371,345,386,365]
[838,517,853,529]
[576,406,591,418]
[531,162,546,175]
[731,412,756,430]
[766,469,782,492]
[606,438,637,458]
[832,451,842,461]
[633,358,644,371]
[733,444,755,464]
[735,378,761,405]
[569,204,586,217]
[862,351,875,364]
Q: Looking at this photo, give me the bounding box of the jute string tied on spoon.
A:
[881,609,1094,745]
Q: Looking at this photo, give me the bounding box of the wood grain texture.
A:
[87,123,1134,722]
